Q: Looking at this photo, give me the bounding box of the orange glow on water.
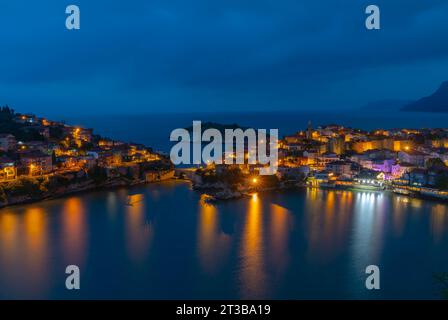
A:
[62,197,87,265]
[125,194,152,262]
[269,203,290,272]
[0,211,19,263]
[240,192,266,298]
[431,204,447,243]
[23,207,49,291]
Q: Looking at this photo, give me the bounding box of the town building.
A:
[0,134,16,151]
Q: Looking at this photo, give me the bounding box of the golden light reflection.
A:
[0,211,19,265]
[106,192,118,215]
[269,203,290,273]
[430,204,447,243]
[240,193,267,298]
[197,202,230,274]
[125,194,152,262]
[392,196,406,236]
[23,207,49,290]
[62,197,87,265]
[305,190,352,262]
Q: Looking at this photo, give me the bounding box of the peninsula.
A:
[0,106,173,207]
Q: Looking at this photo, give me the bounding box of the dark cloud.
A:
[0,0,447,114]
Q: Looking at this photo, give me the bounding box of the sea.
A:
[0,110,447,299]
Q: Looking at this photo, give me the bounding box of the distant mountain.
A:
[402,81,448,112]
[362,99,412,111]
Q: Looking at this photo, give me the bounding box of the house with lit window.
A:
[19,151,53,176]
[353,169,386,190]
[63,126,94,143]
[13,113,38,124]
[391,162,415,179]
[325,160,359,178]
[316,152,339,167]
[0,157,17,181]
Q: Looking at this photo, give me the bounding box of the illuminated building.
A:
[0,157,17,181]
[19,151,53,176]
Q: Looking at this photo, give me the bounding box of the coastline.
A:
[0,169,175,209]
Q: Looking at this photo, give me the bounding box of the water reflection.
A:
[0,206,50,296]
[23,207,48,284]
[0,184,447,299]
[392,196,407,236]
[125,193,152,262]
[431,204,447,243]
[239,193,267,299]
[62,198,87,266]
[305,189,352,262]
[197,202,231,274]
[268,203,290,273]
[352,192,385,264]
[0,211,18,264]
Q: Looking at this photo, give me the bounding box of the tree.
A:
[51,150,57,165]
[426,157,447,169]
[435,174,448,190]
[49,126,64,140]
[87,166,107,183]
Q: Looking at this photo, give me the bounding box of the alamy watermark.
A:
[365,265,380,290]
[64,4,380,31]
[65,5,80,30]
[169,121,279,175]
[65,265,80,290]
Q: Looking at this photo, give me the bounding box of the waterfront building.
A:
[325,160,356,178]
[353,170,385,189]
[0,157,17,181]
[316,152,339,167]
[391,162,415,179]
[19,151,53,176]
[307,170,335,187]
[276,166,310,180]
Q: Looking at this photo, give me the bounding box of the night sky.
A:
[1,0,448,115]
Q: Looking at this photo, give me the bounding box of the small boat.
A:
[393,187,411,196]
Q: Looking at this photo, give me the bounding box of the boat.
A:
[393,187,411,196]
[420,188,448,201]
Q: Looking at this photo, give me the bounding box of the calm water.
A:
[0,181,447,299]
[1,111,448,299]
